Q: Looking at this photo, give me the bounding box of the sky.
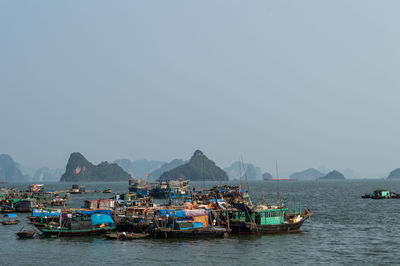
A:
[0,1,399,178]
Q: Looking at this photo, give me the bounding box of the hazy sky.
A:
[1,1,399,178]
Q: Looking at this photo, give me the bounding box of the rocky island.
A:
[159,150,228,181]
[0,154,30,182]
[60,152,131,182]
[150,159,186,179]
[387,168,400,179]
[319,170,345,180]
[224,162,262,180]
[290,168,324,180]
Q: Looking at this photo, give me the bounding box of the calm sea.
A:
[1,180,399,265]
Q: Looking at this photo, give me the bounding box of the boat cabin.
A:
[373,190,391,198]
[233,208,287,225]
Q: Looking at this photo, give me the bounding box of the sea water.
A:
[1,180,399,265]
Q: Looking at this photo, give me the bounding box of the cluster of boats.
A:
[0,179,313,240]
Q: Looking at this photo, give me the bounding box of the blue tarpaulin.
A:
[91,213,114,226]
[74,210,112,216]
[159,210,186,217]
[32,208,60,217]
[6,213,17,218]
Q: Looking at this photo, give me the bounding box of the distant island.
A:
[60,152,131,182]
[159,150,228,181]
[319,170,345,180]
[0,154,30,182]
[262,172,273,180]
[150,159,186,180]
[387,169,400,179]
[290,168,324,180]
[114,159,166,178]
[224,162,262,180]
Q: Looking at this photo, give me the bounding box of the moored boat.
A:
[229,203,312,234]
[16,231,36,239]
[362,189,400,199]
[39,210,116,237]
[2,213,20,225]
[153,209,229,239]
[69,184,86,194]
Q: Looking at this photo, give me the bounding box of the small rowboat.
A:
[2,220,20,225]
[120,232,149,240]
[2,213,19,225]
[104,232,149,240]
[104,233,120,240]
[16,231,36,239]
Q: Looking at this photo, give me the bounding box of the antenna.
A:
[202,156,205,191]
[276,160,282,207]
[240,156,250,195]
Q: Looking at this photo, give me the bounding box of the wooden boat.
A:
[362,190,400,199]
[229,204,312,234]
[105,232,150,240]
[120,232,149,240]
[2,213,19,225]
[2,219,20,225]
[69,184,86,194]
[154,227,229,239]
[104,233,120,240]
[1,209,14,214]
[31,221,59,229]
[16,231,36,239]
[40,226,116,236]
[103,189,112,193]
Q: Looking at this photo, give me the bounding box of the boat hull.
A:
[154,227,229,239]
[230,213,312,235]
[16,231,36,239]
[2,220,20,225]
[40,226,115,237]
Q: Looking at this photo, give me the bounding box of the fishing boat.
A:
[128,178,149,198]
[150,179,190,199]
[361,190,400,199]
[16,231,36,239]
[39,210,116,237]
[2,213,20,225]
[153,209,229,239]
[69,184,86,194]
[229,203,312,234]
[103,188,112,193]
[40,225,115,236]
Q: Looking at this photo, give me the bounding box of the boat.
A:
[105,232,149,240]
[16,231,36,239]
[263,178,296,181]
[69,184,86,194]
[15,199,38,212]
[153,209,229,239]
[362,190,400,199]
[39,210,116,237]
[40,225,115,236]
[2,213,20,225]
[150,179,190,199]
[104,233,120,240]
[103,189,112,193]
[120,232,149,240]
[229,203,312,234]
[128,178,149,198]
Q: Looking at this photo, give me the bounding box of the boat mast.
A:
[276,160,282,207]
